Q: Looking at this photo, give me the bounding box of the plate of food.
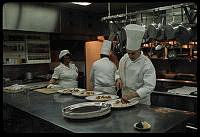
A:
[57,88,86,94]
[85,94,119,102]
[106,98,139,108]
[72,91,103,97]
[133,121,151,130]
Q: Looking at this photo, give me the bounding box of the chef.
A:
[90,33,117,94]
[115,24,156,105]
[47,50,78,89]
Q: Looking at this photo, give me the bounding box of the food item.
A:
[79,91,94,96]
[113,99,131,107]
[96,95,111,101]
[63,88,79,93]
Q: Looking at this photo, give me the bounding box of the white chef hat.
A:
[101,40,112,55]
[59,50,70,59]
[125,24,145,50]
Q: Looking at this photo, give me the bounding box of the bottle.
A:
[17,55,21,64]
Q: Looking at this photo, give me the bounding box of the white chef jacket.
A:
[90,57,117,94]
[115,51,156,105]
[52,63,78,89]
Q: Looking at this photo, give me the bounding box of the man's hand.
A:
[121,91,139,103]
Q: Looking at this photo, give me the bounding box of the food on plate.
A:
[96,95,112,101]
[113,99,131,107]
[134,121,151,130]
[63,88,79,93]
[79,91,95,96]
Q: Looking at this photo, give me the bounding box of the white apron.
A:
[52,63,78,89]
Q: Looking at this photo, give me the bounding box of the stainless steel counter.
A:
[3,88,196,133]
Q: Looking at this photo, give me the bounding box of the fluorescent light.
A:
[72,2,91,6]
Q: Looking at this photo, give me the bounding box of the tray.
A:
[62,102,111,119]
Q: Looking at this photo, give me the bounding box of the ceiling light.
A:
[72,2,91,6]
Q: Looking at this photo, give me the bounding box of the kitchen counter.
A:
[3,88,196,133]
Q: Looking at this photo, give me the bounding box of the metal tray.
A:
[62,102,111,119]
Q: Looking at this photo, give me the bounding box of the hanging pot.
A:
[174,23,192,45]
[164,22,180,40]
[147,23,161,39]
[190,23,197,41]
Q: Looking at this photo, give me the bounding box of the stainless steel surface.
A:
[3,88,196,133]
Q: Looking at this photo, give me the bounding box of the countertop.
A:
[3,86,196,133]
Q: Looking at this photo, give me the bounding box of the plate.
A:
[133,121,151,130]
[57,88,86,94]
[106,98,139,108]
[72,91,103,97]
[62,102,111,119]
[85,94,119,102]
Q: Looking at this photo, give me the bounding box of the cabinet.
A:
[3,40,51,65]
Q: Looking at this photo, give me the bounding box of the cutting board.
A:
[3,89,24,93]
[33,88,57,94]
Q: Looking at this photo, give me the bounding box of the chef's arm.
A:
[135,65,156,99]
[89,65,95,87]
[115,69,122,90]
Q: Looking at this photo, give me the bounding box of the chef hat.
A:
[59,50,70,59]
[125,24,145,50]
[101,40,112,55]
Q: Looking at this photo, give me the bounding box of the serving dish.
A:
[62,102,111,119]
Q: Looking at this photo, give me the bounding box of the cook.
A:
[90,32,117,94]
[115,24,156,105]
[47,50,79,89]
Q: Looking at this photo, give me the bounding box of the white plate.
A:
[133,121,151,130]
[106,98,139,108]
[85,94,119,102]
[57,88,86,94]
[72,91,103,97]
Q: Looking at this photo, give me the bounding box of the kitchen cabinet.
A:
[3,40,51,65]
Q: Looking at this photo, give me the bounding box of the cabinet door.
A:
[26,40,51,64]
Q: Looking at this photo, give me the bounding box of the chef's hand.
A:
[121,91,139,103]
[115,78,122,90]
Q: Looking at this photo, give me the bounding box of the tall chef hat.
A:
[101,40,112,55]
[125,24,145,50]
[59,50,70,59]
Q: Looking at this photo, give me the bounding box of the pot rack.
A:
[101,2,196,24]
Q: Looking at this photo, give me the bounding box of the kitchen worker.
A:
[47,50,78,89]
[115,24,156,105]
[90,32,117,94]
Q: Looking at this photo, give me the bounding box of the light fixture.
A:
[72,2,91,6]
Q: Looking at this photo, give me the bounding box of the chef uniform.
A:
[51,50,78,89]
[90,40,117,94]
[115,24,156,105]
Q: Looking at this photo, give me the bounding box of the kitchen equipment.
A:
[62,102,111,119]
[174,23,192,45]
[85,94,119,102]
[26,72,33,80]
[167,42,177,60]
[147,23,162,40]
